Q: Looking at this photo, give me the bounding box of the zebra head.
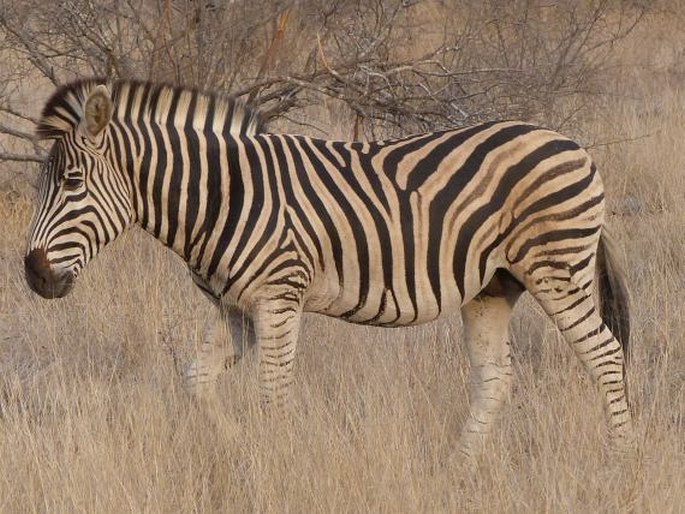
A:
[25,81,133,299]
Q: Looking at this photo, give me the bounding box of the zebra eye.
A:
[64,178,83,191]
[62,170,84,191]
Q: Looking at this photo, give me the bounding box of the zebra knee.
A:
[183,358,220,396]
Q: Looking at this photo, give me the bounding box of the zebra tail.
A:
[596,230,631,365]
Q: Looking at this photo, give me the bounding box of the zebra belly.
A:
[310,274,471,328]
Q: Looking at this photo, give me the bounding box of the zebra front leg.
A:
[184,306,254,396]
[458,274,523,461]
[252,297,303,408]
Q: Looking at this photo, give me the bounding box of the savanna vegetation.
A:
[0,1,683,511]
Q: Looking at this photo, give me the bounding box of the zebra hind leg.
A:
[458,270,524,462]
[184,307,254,396]
[521,263,636,451]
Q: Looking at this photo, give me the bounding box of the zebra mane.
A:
[36,78,263,140]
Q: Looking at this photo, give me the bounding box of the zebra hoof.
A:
[608,430,638,455]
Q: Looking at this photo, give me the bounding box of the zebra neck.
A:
[123,127,233,270]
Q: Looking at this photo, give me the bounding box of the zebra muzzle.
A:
[24,248,74,299]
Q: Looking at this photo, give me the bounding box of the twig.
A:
[0,123,35,142]
[586,132,653,149]
[0,106,40,125]
[0,152,44,164]
[0,20,59,86]
[248,9,291,103]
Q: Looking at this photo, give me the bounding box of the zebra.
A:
[25,78,635,460]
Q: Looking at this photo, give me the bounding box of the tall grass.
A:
[1,12,684,514]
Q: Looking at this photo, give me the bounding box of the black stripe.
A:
[195,96,222,267]
[550,290,588,317]
[183,93,201,260]
[510,226,601,264]
[561,306,596,332]
[165,92,183,246]
[111,124,138,218]
[150,112,166,239]
[207,136,243,277]
[124,88,142,155]
[136,112,152,230]
[569,253,594,275]
[581,335,615,355]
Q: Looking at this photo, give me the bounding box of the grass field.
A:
[1,7,684,513]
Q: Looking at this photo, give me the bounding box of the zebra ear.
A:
[82,85,113,139]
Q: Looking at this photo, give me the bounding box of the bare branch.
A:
[0,123,34,142]
[0,0,649,150]
[0,106,40,125]
[586,132,654,149]
[0,15,59,85]
[0,151,44,164]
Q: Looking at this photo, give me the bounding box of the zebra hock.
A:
[25,79,635,459]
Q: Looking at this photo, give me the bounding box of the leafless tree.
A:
[0,0,645,165]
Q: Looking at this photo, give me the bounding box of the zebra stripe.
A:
[25,79,635,460]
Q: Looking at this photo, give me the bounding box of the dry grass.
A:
[1,13,684,514]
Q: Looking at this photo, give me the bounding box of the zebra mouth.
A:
[24,248,75,299]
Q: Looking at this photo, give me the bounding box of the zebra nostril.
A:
[25,248,51,285]
[24,248,73,299]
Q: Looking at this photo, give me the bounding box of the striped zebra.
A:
[25,79,635,459]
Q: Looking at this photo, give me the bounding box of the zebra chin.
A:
[24,248,75,299]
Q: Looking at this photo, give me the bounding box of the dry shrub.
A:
[1,0,644,152]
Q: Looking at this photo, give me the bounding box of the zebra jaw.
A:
[24,248,75,299]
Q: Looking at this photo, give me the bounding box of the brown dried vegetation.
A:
[0,1,683,511]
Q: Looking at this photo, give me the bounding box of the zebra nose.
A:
[24,248,73,299]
